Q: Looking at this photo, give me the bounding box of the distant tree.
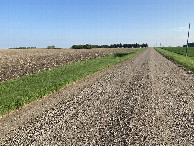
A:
[47,45,55,49]
[92,45,99,48]
[71,43,148,49]
[84,44,92,49]
[101,45,109,48]
[119,43,122,48]
[72,44,92,49]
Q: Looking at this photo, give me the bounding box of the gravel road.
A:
[0,48,193,145]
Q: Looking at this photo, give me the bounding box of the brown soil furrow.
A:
[0,48,133,82]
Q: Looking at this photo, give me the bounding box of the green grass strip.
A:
[0,48,145,116]
[156,47,194,72]
[160,47,194,57]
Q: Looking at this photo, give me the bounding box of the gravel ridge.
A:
[0,48,193,145]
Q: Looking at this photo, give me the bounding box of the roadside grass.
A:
[0,48,145,116]
[160,47,194,57]
[155,47,194,72]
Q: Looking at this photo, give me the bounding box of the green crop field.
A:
[161,47,194,57]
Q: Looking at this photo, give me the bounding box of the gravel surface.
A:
[0,48,132,82]
[0,48,193,145]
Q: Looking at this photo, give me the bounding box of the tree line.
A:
[9,47,36,49]
[9,45,62,49]
[71,43,148,49]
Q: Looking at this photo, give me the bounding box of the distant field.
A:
[161,47,194,57]
[0,48,134,82]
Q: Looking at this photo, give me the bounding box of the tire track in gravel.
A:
[0,48,193,145]
[148,48,194,145]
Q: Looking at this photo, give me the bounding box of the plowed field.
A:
[0,48,132,82]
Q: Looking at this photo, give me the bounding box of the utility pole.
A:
[186,23,190,57]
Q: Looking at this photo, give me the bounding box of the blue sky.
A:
[0,0,194,48]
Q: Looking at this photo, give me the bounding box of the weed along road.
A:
[0,48,193,145]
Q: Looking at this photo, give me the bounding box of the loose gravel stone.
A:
[0,48,193,145]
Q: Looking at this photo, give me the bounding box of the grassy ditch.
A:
[0,48,145,116]
[155,47,194,72]
[160,47,194,57]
